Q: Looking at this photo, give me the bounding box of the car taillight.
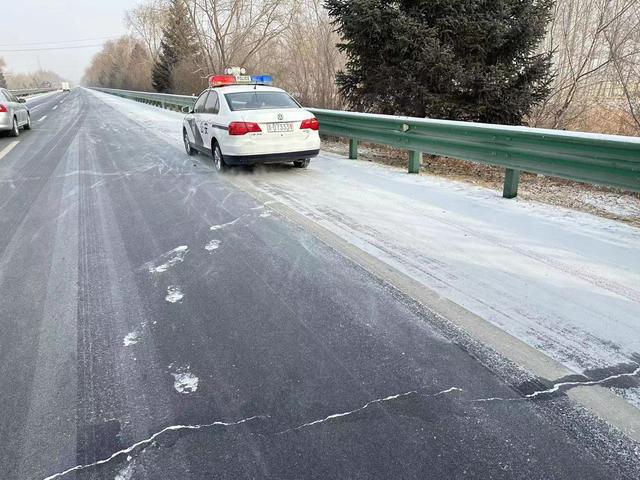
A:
[0,105,7,113]
[228,121,262,135]
[300,117,319,131]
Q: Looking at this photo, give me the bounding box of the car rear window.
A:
[224,91,300,111]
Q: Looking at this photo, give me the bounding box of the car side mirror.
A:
[18,98,26,103]
[182,105,193,114]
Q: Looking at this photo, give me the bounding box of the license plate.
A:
[267,122,294,133]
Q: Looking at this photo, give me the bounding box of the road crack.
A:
[40,364,639,479]
[41,415,268,480]
[277,386,463,435]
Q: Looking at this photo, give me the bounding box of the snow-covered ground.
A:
[86,88,640,409]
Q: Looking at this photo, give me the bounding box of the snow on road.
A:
[86,88,640,408]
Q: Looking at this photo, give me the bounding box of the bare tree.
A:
[184,0,297,76]
[126,0,170,62]
[83,36,153,91]
[531,0,640,134]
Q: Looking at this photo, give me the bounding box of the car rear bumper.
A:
[0,112,12,130]
[224,149,320,165]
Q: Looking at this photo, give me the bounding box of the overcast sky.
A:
[1,0,137,84]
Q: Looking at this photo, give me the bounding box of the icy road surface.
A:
[1,88,639,479]
[88,87,640,409]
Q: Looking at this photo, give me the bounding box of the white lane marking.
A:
[52,105,58,110]
[30,104,43,110]
[38,115,47,122]
[0,141,19,161]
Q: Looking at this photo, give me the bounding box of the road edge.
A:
[229,175,640,444]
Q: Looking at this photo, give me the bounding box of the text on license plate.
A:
[267,122,294,133]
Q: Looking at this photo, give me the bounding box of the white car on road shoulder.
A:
[182,72,320,171]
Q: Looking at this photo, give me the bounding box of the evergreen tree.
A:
[325,0,554,124]
[152,0,198,93]
[0,57,7,89]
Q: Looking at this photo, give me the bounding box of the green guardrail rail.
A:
[91,87,640,198]
[10,87,58,97]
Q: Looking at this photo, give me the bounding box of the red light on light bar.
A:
[209,75,236,87]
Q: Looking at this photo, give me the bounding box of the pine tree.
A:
[324,0,554,125]
[0,57,7,89]
[152,0,199,93]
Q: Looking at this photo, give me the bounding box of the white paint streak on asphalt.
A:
[0,141,19,161]
[40,416,268,480]
[52,106,58,110]
[38,116,47,122]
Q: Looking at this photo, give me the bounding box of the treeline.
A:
[83,0,640,135]
[0,58,67,90]
[83,0,343,108]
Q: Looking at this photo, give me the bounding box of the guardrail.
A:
[10,87,58,97]
[91,86,640,198]
[91,87,196,110]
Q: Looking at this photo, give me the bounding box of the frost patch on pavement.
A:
[165,286,184,303]
[169,363,199,394]
[172,371,199,394]
[123,332,140,347]
[114,463,134,480]
[146,245,188,273]
[205,239,221,252]
[210,217,241,231]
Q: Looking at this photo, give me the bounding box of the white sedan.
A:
[183,78,320,171]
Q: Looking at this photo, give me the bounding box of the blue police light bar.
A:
[251,75,273,85]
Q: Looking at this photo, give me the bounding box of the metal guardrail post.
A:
[503,168,521,198]
[349,139,358,159]
[408,151,421,173]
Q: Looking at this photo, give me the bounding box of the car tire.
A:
[9,117,20,137]
[212,142,228,172]
[293,159,310,168]
[184,129,197,156]
[24,114,32,130]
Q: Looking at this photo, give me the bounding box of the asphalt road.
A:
[0,88,637,479]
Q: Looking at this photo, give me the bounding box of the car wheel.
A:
[293,159,310,168]
[9,117,20,137]
[213,142,228,172]
[184,129,196,156]
[24,114,32,130]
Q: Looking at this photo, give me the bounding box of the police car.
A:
[183,68,320,171]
